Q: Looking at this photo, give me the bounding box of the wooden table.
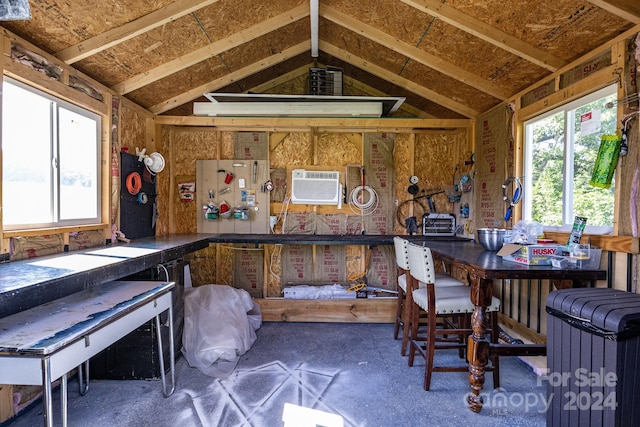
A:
[0,280,176,427]
[422,240,606,413]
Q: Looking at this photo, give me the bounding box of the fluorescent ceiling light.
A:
[195,93,405,117]
[194,101,382,117]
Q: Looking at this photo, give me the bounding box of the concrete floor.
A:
[4,322,547,427]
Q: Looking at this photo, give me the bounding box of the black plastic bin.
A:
[546,288,640,427]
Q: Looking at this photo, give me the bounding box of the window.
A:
[2,78,101,230]
[524,84,617,234]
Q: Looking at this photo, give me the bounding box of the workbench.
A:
[0,280,175,427]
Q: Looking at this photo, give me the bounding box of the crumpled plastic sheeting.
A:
[182,285,261,378]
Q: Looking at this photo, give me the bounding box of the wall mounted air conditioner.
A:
[291,169,340,205]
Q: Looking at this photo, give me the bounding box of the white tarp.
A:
[182,285,261,378]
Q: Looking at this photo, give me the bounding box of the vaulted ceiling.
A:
[3,0,639,119]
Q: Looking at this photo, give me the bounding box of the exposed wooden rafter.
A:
[149,41,310,114]
[112,4,310,95]
[319,41,479,118]
[586,0,640,23]
[55,0,221,64]
[401,0,567,72]
[321,5,510,100]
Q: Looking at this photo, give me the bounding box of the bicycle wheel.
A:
[396,198,428,231]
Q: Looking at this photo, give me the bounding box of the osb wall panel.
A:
[320,20,406,74]
[325,0,429,46]
[155,127,172,236]
[76,14,208,87]
[1,1,171,53]
[270,132,314,169]
[402,60,499,114]
[322,0,547,96]
[196,0,305,41]
[450,0,633,62]
[186,245,217,287]
[394,133,414,234]
[119,104,148,152]
[414,130,469,215]
[317,133,362,168]
[128,20,308,108]
[173,128,220,233]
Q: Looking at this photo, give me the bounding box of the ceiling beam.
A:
[321,5,510,100]
[320,41,478,118]
[155,115,472,130]
[55,0,221,64]
[585,0,640,23]
[149,41,310,115]
[401,0,567,72]
[113,4,309,95]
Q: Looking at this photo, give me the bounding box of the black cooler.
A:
[546,288,640,426]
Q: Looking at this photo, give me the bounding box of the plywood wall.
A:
[155,125,469,296]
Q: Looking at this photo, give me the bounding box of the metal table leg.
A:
[41,358,53,427]
[155,301,175,397]
[77,360,90,395]
[61,372,67,427]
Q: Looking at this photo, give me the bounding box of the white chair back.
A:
[393,237,410,270]
[406,242,437,285]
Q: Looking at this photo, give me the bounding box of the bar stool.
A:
[406,242,501,391]
[393,237,466,356]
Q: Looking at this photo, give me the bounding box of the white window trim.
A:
[523,84,617,236]
[2,77,102,231]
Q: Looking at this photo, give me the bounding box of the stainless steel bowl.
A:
[477,228,507,251]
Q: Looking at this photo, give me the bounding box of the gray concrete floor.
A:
[5,322,546,427]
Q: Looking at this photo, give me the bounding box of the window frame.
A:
[2,77,103,232]
[523,84,617,235]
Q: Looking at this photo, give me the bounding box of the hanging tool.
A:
[502,177,523,222]
[252,160,258,184]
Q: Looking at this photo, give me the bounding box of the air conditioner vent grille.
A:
[305,171,339,180]
[291,169,340,205]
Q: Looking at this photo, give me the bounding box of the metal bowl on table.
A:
[477,228,507,251]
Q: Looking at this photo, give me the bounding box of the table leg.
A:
[155,301,175,397]
[77,360,89,395]
[466,276,491,413]
[41,358,53,427]
[61,372,67,427]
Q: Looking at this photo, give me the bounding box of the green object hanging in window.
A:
[590,134,621,189]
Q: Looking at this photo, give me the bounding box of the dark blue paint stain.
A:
[28,284,170,350]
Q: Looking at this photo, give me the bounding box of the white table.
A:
[0,280,176,427]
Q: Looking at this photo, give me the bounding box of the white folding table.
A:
[0,280,176,427]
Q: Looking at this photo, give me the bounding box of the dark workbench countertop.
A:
[0,234,212,318]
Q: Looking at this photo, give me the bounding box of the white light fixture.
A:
[195,93,405,117]
[144,152,165,174]
[194,100,382,117]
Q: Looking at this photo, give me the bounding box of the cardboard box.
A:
[498,243,564,265]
